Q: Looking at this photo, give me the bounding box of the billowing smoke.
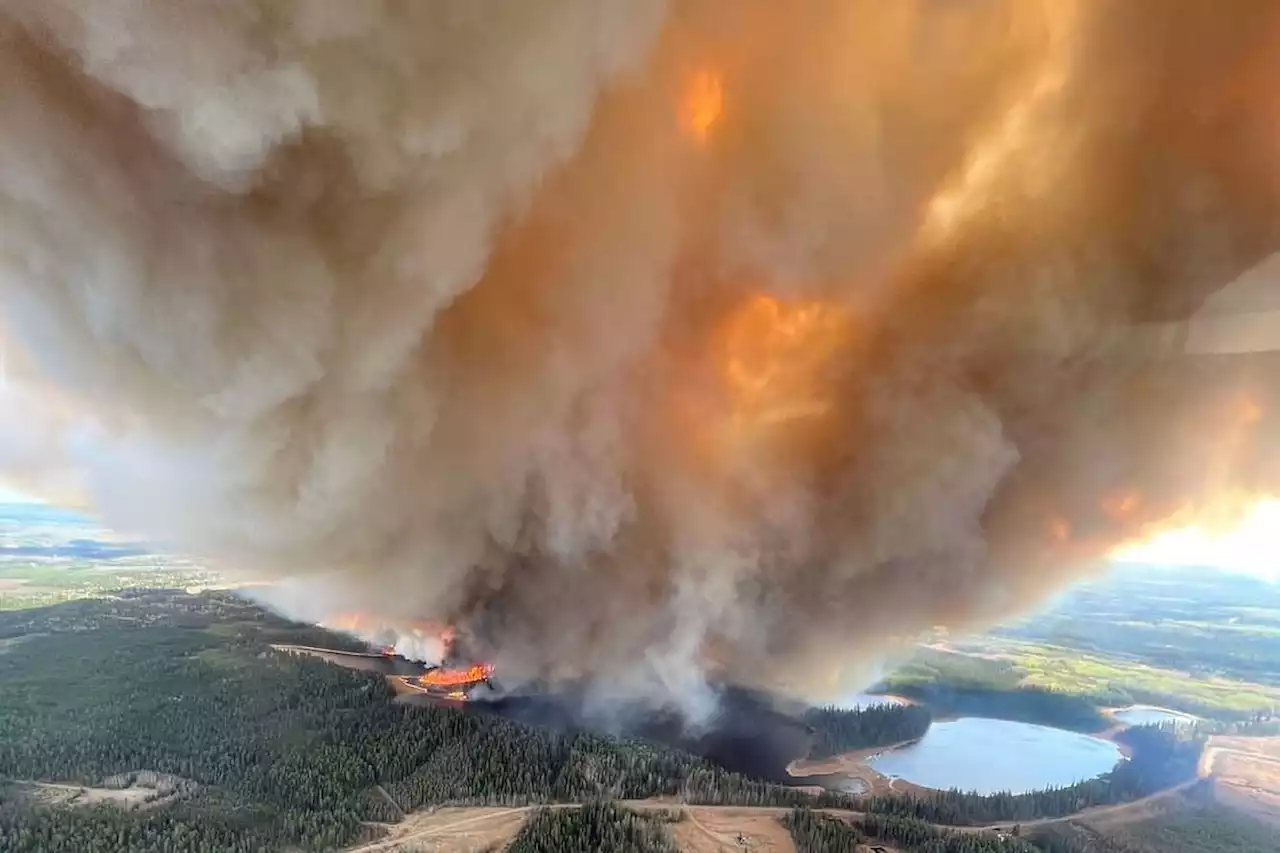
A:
[3,0,1280,713]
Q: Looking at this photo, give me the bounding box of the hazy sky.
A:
[0,483,40,503]
[1111,498,1280,583]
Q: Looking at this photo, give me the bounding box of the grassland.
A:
[921,564,1280,720]
[0,502,219,611]
[942,637,1280,718]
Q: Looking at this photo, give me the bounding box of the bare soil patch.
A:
[17,782,156,810]
[9,771,196,812]
[788,744,928,798]
[343,806,538,852]
[1202,736,1280,827]
[1207,735,1280,763]
[667,806,797,853]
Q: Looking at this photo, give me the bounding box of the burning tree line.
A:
[0,592,849,853]
[0,591,1236,853]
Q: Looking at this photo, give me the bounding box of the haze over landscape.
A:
[4,1,1280,852]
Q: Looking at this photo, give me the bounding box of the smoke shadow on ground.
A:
[320,648,844,788]
[469,682,831,787]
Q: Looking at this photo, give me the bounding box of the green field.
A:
[0,503,219,611]
[1014,643,1280,716]
[910,565,1280,720]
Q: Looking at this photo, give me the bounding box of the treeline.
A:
[873,648,1109,732]
[508,802,679,853]
[0,792,377,853]
[785,809,862,853]
[885,682,1108,733]
[0,594,853,853]
[786,808,1042,853]
[1029,796,1280,853]
[1201,714,1280,737]
[804,703,932,760]
[879,646,1024,691]
[865,723,1205,826]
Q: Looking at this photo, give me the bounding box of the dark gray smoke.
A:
[2,0,1280,714]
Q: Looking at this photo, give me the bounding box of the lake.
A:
[867,717,1123,794]
[1112,705,1198,727]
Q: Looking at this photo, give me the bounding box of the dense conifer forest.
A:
[786,808,1042,853]
[882,682,1109,733]
[0,591,849,853]
[507,802,679,853]
[1028,794,1280,853]
[864,724,1205,825]
[0,591,1266,853]
[803,703,933,759]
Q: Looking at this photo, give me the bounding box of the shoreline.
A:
[789,711,1147,798]
[787,738,929,797]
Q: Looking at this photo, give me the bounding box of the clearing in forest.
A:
[666,806,798,853]
[344,806,542,852]
[1203,736,1280,827]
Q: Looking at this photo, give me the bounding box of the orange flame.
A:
[680,69,724,144]
[418,662,495,689]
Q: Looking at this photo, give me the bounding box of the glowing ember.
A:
[679,69,723,144]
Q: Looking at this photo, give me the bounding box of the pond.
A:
[1112,705,1198,727]
[866,717,1123,795]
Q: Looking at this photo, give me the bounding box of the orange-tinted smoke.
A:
[679,68,724,144]
[3,1,1280,707]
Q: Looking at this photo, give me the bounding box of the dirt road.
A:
[342,805,550,853]
[1200,744,1280,777]
[965,779,1200,834]
[338,778,1203,850]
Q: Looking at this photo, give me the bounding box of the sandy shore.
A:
[787,740,933,797]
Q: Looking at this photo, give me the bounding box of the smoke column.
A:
[3,0,1280,711]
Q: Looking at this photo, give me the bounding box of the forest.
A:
[507,802,679,853]
[996,565,1280,692]
[865,724,1206,825]
[786,808,1042,853]
[0,590,1262,853]
[0,591,853,853]
[803,703,932,759]
[785,805,1276,853]
[882,682,1108,733]
[1028,793,1280,853]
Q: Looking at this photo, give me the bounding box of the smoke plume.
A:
[3,0,1280,710]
